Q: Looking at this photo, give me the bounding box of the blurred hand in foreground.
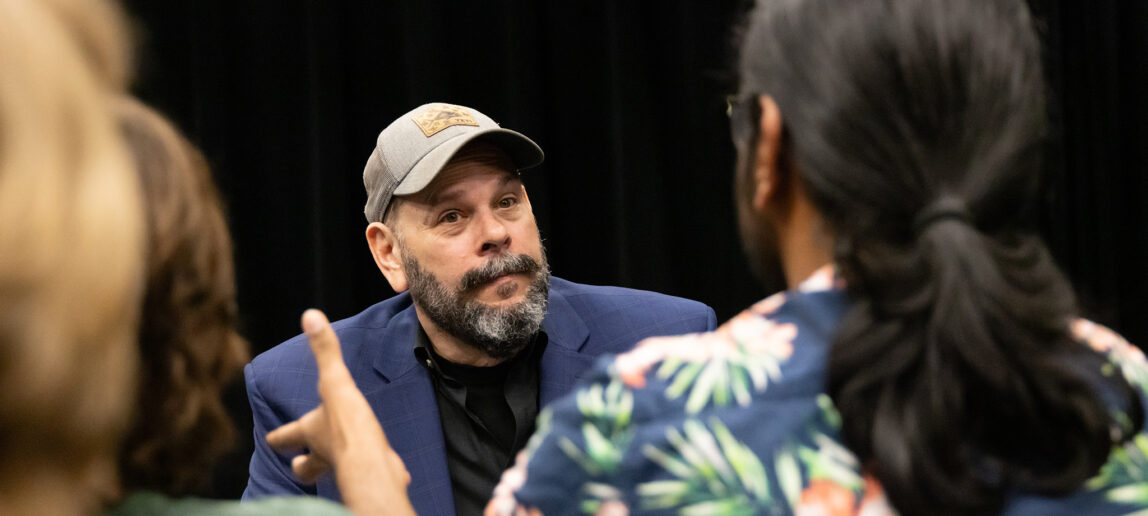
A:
[267,309,414,516]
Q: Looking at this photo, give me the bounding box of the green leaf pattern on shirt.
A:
[557,378,636,513]
[1079,319,1148,510]
[632,395,865,515]
[638,418,770,514]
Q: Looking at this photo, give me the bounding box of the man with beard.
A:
[242,103,717,516]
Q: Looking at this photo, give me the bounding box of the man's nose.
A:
[477,210,510,254]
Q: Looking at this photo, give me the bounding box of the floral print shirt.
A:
[487,265,1148,516]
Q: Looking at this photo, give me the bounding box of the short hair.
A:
[115,97,249,496]
[0,0,143,512]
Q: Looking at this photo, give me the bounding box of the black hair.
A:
[737,0,1142,513]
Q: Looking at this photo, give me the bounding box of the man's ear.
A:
[752,95,785,212]
[366,222,408,292]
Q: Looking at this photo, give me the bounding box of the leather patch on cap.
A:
[411,104,479,137]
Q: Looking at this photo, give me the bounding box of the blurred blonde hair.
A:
[0,0,143,514]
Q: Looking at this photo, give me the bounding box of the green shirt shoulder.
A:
[108,491,353,516]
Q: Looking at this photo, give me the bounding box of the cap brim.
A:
[394,128,545,195]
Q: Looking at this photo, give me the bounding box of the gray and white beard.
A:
[403,250,549,360]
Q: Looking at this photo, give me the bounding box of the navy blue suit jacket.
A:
[242,277,716,515]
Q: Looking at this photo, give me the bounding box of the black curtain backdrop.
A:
[121,0,1148,499]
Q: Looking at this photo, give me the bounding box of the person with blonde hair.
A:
[0,0,144,514]
[0,1,417,515]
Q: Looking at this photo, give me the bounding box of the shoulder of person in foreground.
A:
[243,293,414,499]
[490,310,1148,516]
[1001,319,1148,515]
[486,286,865,516]
[548,276,718,336]
[109,491,351,516]
[1073,318,1148,399]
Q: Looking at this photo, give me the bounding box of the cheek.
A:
[406,240,468,283]
[511,219,543,254]
[430,253,472,285]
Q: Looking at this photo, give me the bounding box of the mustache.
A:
[458,254,543,292]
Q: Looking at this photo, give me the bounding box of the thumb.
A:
[266,407,323,453]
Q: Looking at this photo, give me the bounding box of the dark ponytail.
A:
[833,210,1127,513]
[737,0,1142,513]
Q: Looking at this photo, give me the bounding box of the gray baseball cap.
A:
[363,102,545,223]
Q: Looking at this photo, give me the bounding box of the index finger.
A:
[301,308,350,382]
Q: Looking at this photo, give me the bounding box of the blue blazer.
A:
[242,277,717,516]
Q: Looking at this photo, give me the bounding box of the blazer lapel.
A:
[539,288,596,405]
[367,306,457,516]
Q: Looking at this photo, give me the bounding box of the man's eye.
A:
[498,197,517,209]
[439,212,461,224]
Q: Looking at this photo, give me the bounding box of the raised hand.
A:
[267,309,414,516]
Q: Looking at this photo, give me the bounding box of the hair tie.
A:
[914,198,971,234]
